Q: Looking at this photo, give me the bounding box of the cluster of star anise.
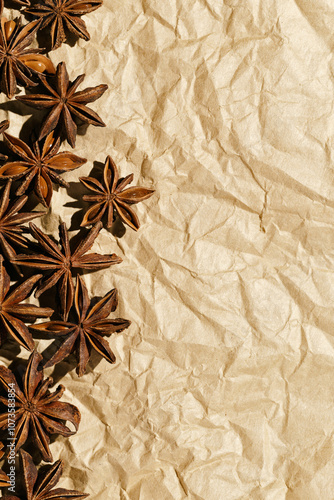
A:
[0,1,154,498]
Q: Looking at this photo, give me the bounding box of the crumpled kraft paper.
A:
[1,0,334,498]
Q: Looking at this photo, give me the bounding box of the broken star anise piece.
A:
[0,119,9,160]
[80,156,154,230]
[0,180,44,274]
[2,449,88,500]
[32,275,131,377]
[0,350,81,462]
[0,442,10,488]
[16,61,108,148]
[0,128,86,207]
[12,221,122,321]
[24,0,102,51]
[0,255,52,351]
[0,2,55,99]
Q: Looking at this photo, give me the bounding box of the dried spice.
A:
[0,350,80,462]
[0,119,9,160]
[0,180,44,274]
[12,221,122,320]
[0,1,55,99]
[80,156,154,230]
[31,275,130,376]
[2,449,88,500]
[14,1,31,5]
[0,255,52,351]
[16,61,108,148]
[0,441,10,487]
[0,128,87,207]
[24,0,102,51]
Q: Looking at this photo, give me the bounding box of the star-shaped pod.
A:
[12,221,122,320]
[0,127,86,207]
[80,156,154,230]
[24,0,102,51]
[0,2,55,98]
[0,350,81,462]
[16,62,107,147]
[0,180,45,274]
[0,255,53,351]
[31,275,130,376]
[2,449,88,500]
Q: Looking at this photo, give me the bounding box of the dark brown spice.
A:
[0,442,10,487]
[0,128,87,207]
[0,119,9,160]
[16,61,108,148]
[31,274,131,376]
[0,255,53,351]
[12,221,122,320]
[0,1,55,98]
[0,350,81,462]
[24,0,103,51]
[2,449,88,500]
[0,180,45,274]
[80,156,155,230]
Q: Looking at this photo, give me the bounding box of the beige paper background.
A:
[1,0,334,498]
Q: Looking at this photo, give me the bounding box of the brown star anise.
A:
[12,221,122,321]
[0,180,45,275]
[31,275,130,377]
[0,255,52,351]
[0,128,86,207]
[0,1,55,98]
[16,61,107,148]
[80,156,155,230]
[2,449,88,500]
[0,442,10,488]
[0,350,81,462]
[24,0,102,51]
[0,119,9,160]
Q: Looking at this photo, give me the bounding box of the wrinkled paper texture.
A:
[1,0,334,498]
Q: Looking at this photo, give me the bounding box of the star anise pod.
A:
[16,61,107,148]
[0,255,52,351]
[3,449,88,500]
[0,442,10,487]
[80,156,154,230]
[24,0,102,51]
[31,275,130,377]
[0,180,45,273]
[12,221,122,321]
[0,2,55,99]
[0,350,81,462]
[0,128,86,207]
